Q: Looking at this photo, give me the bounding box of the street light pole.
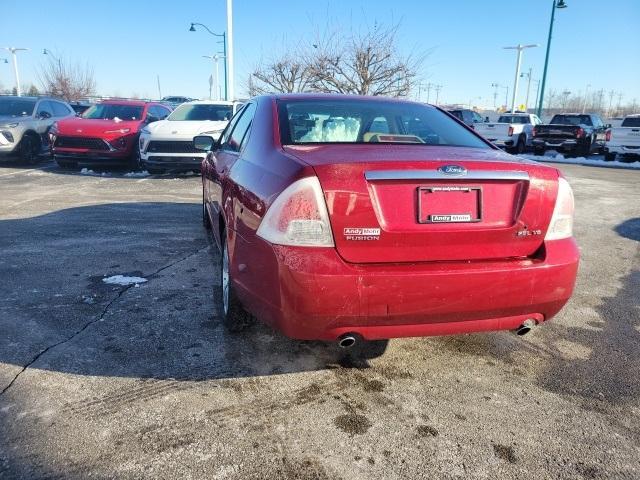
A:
[189,23,228,100]
[203,54,225,100]
[3,47,28,96]
[537,0,568,117]
[503,44,538,112]
[521,67,533,111]
[226,0,234,101]
[582,83,591,114]
[43,48,62,70]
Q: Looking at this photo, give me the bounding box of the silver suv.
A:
[0,96,75,163]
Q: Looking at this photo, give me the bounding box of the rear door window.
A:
[51,101,71,117]
[223,103,256,152]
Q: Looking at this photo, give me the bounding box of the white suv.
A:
[0,96,75,164]
[139,100,242,173]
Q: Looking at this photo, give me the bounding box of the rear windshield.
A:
[0,98,36,117]
[169,104,232,121]
[621,117,640,127]
[279,99,489,148]
[82,104,144,120]
[497,115,531,124]
[550,115,592,126]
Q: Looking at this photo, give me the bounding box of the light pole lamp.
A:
[190,22,228,100]
[43,48,62,70]
[3,47,28,96]
[537,0,568,117]
[503,44,538,113]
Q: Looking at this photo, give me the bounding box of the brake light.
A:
[605,129,611,142]
[532,127,537,137]
[256,176,335,247]
[545,177,574,241]
[508,126,514,136]
[576,127,584,138]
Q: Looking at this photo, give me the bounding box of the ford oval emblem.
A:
[438,165,467,176]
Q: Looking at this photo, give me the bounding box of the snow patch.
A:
[80,168,94,175]
[519,153,640,169]
[102,275,148,286]
[124,170,150,178]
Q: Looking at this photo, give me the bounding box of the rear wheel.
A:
[220,230,253,332]
[19,134,40,165]
[512,135,526,155]
[580,137,593,157]
[604,152,616,162]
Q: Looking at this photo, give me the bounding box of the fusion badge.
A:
[344,227,381,241]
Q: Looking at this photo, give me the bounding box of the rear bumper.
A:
[488,139,514,148]
[605,144,640,155]
[232,236,580,341]
[532,138,584,151]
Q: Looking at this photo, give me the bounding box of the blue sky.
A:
[1,0,639,107]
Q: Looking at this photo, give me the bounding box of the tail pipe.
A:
[337,333,361,349]
[515,319,537,336]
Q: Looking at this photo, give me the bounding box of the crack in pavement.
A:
[0,245,211,397]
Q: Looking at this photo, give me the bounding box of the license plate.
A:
[417,186,482,224]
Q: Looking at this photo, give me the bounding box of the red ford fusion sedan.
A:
[195,94,579,351]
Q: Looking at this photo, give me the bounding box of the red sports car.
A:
[50,99,171,169]
[196,94,579,354]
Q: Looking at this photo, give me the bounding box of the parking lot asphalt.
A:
[0,159,638,479]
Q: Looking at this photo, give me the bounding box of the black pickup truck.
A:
[532,113,609,157]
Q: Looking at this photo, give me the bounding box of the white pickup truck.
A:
[604,115,640,161]
[475,113,542,154]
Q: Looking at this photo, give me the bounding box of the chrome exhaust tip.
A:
[515,319,537,336]
[337,334,358,349]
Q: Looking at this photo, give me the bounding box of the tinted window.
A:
[550,115,593,126]
[0,98,36,117]
[224,103,256,152]
[38,101,54,117]
[169,104,233,121]
[448,110,463,121]
[497,115,531,124]
[621,117,640,127]
[83,104,144,120]
[280,100,489,148]
[52,101,71,117]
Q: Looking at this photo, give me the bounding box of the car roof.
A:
[98,99,151,106]
[180,100,236,106]
[268,93,434,109]
[0,95,62,102]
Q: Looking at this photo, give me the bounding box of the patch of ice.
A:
[124,170,150,178]
[102,275,148,286]
[80,168,95,175]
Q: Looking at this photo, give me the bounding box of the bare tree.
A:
[39,57,96,101]
[246,22,425,98]
[308,23,422,97]
[249,53,313,96]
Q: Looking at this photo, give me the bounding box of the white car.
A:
[604,114,640,161]
[139,100,242,173]
[474,113,542,154]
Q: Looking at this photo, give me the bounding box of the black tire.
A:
[220,229,252,332]
[55,159,78,169]
[19,134,40,165]
[129,147,142,170]
[202,189,211,230]
[533,148,545,156]
[604,152,616,162]
[580,137,593,157]
[513,135,526,155]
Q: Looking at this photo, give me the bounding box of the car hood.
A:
[144,120,228,137]
[55,117,143,136]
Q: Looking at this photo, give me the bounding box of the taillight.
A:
[256,176,335,247]
[532,127,537,137]
[605,129,611,142]
[545,177,574,241]
[576,127,584,138]
[508,126,514,136]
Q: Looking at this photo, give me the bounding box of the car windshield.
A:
[168,104,233,121]
[280,99,490,148]
[82,104,144,120]
[550,115,593,126]
[621,117,640,127]
[498,115,530,124]
[0,98,36,117]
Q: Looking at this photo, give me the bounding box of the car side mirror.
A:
[485,117,490,122]
[38,111,51,119]
[193,135,216,152]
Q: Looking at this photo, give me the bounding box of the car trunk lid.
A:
[284,145,558,263]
